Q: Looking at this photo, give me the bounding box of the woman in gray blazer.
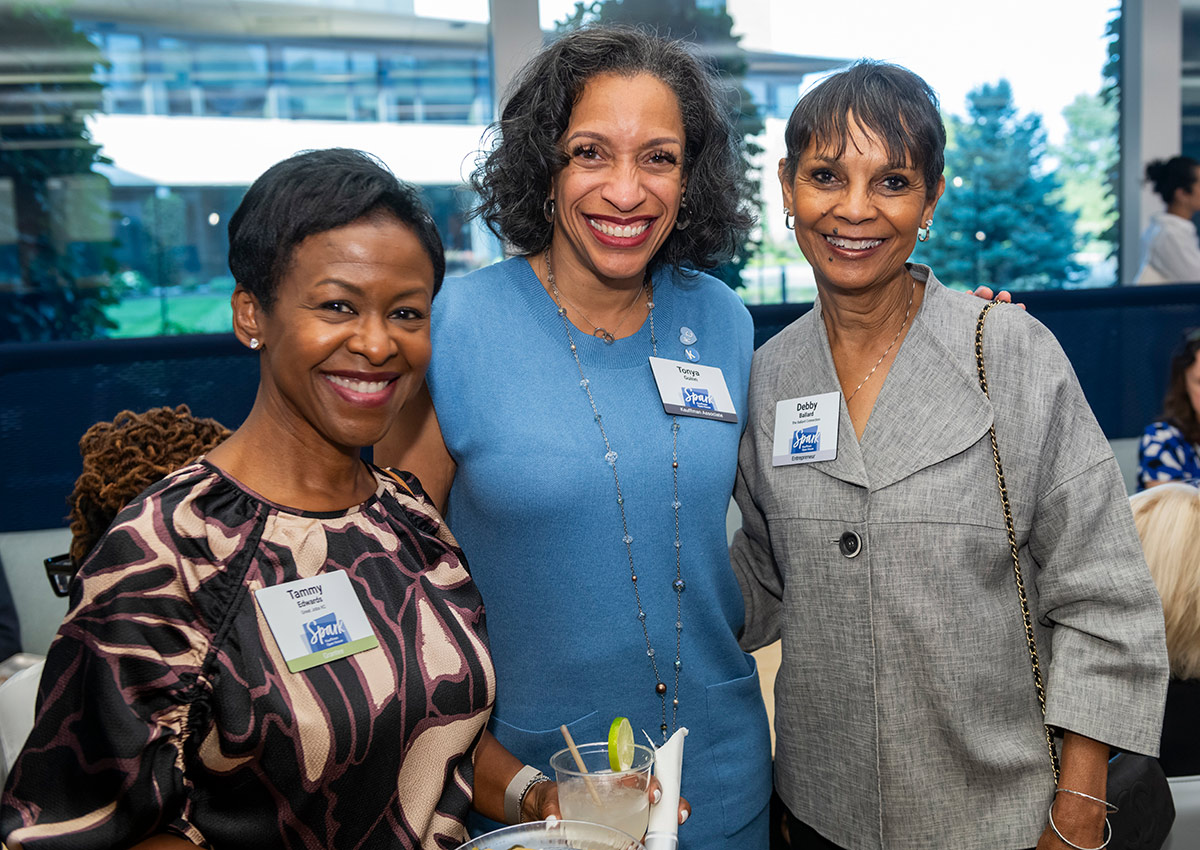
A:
[731,61,1168,850]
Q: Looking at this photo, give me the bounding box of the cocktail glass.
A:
[550,742,654,840]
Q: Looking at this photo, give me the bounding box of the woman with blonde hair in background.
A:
[1131,482,1200,777]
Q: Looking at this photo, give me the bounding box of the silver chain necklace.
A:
[545,250,683,740]
[845,276,916,403]
[552,278,647,344]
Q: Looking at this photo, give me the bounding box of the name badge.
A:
[255,571,379,673]
[772,391,840,466]
[648,357,737,423]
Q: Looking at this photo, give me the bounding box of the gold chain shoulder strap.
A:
[974,300,1062,783]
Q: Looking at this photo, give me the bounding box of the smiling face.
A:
[235,215,435,455]
[548,72,686,288]
[781,120,943,297]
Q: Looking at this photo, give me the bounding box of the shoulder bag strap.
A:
[974,300,1062,783]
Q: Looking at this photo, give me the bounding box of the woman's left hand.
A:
[1035,793,1108,850]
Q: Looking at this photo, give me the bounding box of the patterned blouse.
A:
[0,461,494,850]
[1138,420,1200,490]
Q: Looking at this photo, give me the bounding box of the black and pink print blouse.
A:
[0,462,494,850]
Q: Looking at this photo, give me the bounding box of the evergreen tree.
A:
[556,0,762,289]
[1054,92,1117,270]
[0,6,118,341]
[916,80,1081,291]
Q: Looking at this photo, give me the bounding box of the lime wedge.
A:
[608,716,634,771]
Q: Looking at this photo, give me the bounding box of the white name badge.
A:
[772,391,840,466]
[255,571,379,673]
[648,356,737,423]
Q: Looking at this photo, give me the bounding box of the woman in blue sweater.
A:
[377,25,771,850]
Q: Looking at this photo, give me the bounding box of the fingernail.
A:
[680,809,689,824]
[652,788,662,804]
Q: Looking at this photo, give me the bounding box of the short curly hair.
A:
[68,405,231,565]
[470,24,754,272]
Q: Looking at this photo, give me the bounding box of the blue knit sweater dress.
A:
[428,257,771,850]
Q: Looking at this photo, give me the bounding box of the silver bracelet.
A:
[517,774,551,823]
[504,765,549,825]
[1047,802,1112,850]
[1056,787,1119,813]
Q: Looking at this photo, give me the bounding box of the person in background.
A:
[1130,482,1200,777]
[0,148,561,850]
[1136,156,1200,284]
[1139,328,1200,489]
[732,61,1168,850]
[377,25,765,849]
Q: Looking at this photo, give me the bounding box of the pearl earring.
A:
[249,338,260,350]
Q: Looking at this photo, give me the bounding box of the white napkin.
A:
[644,727,687,850]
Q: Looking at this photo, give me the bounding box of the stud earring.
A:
[783,208,794,231]
[249,338,260,350]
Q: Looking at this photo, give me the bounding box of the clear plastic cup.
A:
[550,743,654,840]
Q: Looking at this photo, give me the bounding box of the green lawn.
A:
[107,292,234,337]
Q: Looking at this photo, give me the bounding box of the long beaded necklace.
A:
[545,249,684,740]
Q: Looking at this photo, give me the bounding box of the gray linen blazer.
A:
[732,266,1168,850]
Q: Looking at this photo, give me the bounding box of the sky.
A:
[411,0,1116,145]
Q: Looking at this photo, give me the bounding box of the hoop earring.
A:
[917,219,933,242]
[784,208,794,231]
[675,197,691,231]
[249,338,261,350]
[543,198,555,223]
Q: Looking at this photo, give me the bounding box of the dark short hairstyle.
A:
[1162,328,1200,445]
[228,148,445,310]
[469,24,754,272]
[781,60,946,200]
[1146,156,1200,205]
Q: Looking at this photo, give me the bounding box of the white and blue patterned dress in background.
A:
[1138,420,1200,490]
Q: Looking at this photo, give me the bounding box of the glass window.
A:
[0,2,496,341]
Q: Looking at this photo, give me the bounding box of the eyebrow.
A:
[808,153,916,172]
[313,279,429,299]
[563,130,683,148]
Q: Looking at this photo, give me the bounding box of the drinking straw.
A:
[559,724,603,806]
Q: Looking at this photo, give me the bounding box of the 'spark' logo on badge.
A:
[791,426,820,455]
[304,613,348,651]
[682,387,715,410]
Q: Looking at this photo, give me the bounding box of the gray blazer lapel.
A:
[859,282,993,491]
[767,304,869,488]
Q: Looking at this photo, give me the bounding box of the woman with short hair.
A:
[732,61,1168,850]
[0,148,559,850]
